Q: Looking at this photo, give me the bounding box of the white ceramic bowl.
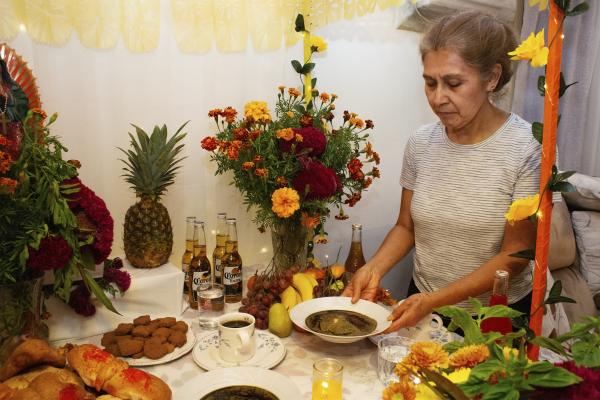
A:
[289,296,392,344]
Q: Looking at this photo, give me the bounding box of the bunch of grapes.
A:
[239,265,300,329]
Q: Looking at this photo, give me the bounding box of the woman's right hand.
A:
[341,265,382,303]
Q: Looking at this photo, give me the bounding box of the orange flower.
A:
[278,85,285,93]
[0,177,17,193]
[233,127,249,141]
[242,162,255,171]
[288,88,301,97]
[450,344,490,369]
[0,151,13,174]
[250,130,261,140]
[397,342,449,373]
[299,114,313,127]
[347,158,363,175]
[334,211,349,220]
[220,106,238,124]
[371,167,380,178]
[253,155,264,164]
[344,192,361,207]
[319,92,330,102]
[332,94,338,100]
[365,119,374,129]
[227,140,242,160]
[276,128,295,141]
[271,187,300,218]
[201,136,219,151]
[364,142,373,156]
[351,118,365,129]
[301,212,320,229]
[0,135,11,147]
[295,134,303,142]
[363,177,373,189]
[208,108,221,118]
[275,176,287,186]
[371,151,381,165]
[382,376,416,400]
[255,168,268,177]
[286,111,295,118]
[31,108,47,120]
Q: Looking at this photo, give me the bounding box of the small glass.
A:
[377,336,415,385]
[197,282,224,330]
[312,358,343,400]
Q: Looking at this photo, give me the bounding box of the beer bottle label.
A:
[223,265,242,285]
[191,271,210,302]
[214,259,222,275]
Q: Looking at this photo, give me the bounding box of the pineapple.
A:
[119,123,187,268]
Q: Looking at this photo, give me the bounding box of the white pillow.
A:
[564,173,600,211]
[571,211,600,296]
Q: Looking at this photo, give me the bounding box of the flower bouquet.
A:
[201,15,380,272]
[382,298,600,400]
[0,109,129,353]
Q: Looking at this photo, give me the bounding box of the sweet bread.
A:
[27,372,95,399]
[2,365,84,390]
[103,368,171,400]
[67,345,128,391]
[0,339,66,381]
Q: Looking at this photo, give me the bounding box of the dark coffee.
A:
[223,320,251,328]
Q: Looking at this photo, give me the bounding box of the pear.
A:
[268,303,292,338]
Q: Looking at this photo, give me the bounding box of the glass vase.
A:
[271,221,309,272]
[0,276,47,362]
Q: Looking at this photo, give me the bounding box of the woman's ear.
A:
[487,63,502,92]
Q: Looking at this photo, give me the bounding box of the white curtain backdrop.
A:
[8,6,435,299]
[512,2,600,176]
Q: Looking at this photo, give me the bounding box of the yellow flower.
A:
[529,0,548,10]
[288,88,301,97]
[309,35,327,53]
[413,368,471,400]
[295,134,303,142]
[449,345,490,368]
[244,101,272,124]
[314,233,328,244]
[502,346,520,361]
[271,187,300,218]
[446,368,471,384]
[397,342,449,373]
[286,111,295,118]
[276,128,295,141]
[382,376,416,400]
[508,30,549,68]
[504,193,540,225]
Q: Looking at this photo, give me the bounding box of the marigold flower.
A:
[505,193,539,225]
[67,159,82,169]
[320,92,330,102]
[450,344,490,369]
[351,118,365,129]
[371,167,381,178]
[508,29,548,68]
[0,151,13,174]
[201,136,219,151]
[31,108,47,120]
[344,192,361,207]
[255,168,268,177]
[208,108,222,118]
[335,211,349,220]
[242,162,255,171]
[233,127,249,141]
[288,88,301,97]
[371,151,381,165]
[250,130,261,140]
[271,187,300,218]
[276,128,295,141]
[351,170,365,181]
[502,346,520,361]
[220,106,238,123]
[0,177,17,193]
[295,134,303,142]
[314,233,328,244]
[529,0,548,11]
[275,176,287,186]
[227,140,242,160]
[398,341,450,373]
[343,110,351,122]
[347,158,363,175]
[278,85,285,93]
[332,94,338,100]
[253,155,264,163]
[309,35,328,53]
[0,135,11,147]
[301,212,320,229]
[244,101,272,124]
[366,119,374,129]
[299,114,313,127]
[364,142,373,156]
[363,177,373,189]
[325,112,334,121]
[382,376,416,400]
[329,104,336,110]
[286,111,295,118]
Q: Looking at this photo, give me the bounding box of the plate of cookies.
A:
[99,315,195,366]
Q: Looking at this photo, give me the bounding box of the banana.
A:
[281,286,299,310]
[292,272,314,302]
[294,290,302,304]
[304,273,318,287]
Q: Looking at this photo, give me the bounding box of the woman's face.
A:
[422,49,496,132]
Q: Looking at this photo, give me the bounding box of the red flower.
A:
[233,127,249,141]
[293,160,340,200]
[347,158,363,174]
[27,236,72,271]
[279,126,326,157]
[201,136,219,151]
[104,268,132,292]
[344,192,362,207]
[68,284,96,317]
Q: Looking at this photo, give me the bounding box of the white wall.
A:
[8,7,435,299]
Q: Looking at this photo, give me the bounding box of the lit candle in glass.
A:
[312,358,343,400]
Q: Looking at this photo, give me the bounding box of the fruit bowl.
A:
[289,296,391,344]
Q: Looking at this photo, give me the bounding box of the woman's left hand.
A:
[383,292,435,333]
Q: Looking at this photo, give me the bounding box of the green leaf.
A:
[571,340,600,368]
[532,122,543,144]
[469,359,504,381]
[550,181,576,193]
[291,60,303,74]
[480,384,520,400]
[553,0,571,12]
[525,364,581,388]
[529,336,568,357]
[509,248,535,260]
[293,104,306,114]
[469,297,483,313]
[567,2,589,16]
[294,14,306,32]
[48,113,58,126]
[302,63,315,74]
[480,305,524,320]
[81,269,121,315]
[537,76,546,96]
[559,74,578,97]
[435,304,484,344]
[311,77,317,88]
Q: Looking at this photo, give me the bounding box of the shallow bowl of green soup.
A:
[290,297,391,343]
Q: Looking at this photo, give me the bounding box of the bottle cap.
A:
[352,224,362,229]
[495,270,509,279]
[194,220,205,226]
[217,212,227,218]
[186,216,195,222]
[226,218,236,224]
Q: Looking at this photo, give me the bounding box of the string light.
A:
[260,247,268,253]
[19,24,26,32]
[561,33,565,40]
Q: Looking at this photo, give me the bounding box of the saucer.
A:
[192,330,286,370]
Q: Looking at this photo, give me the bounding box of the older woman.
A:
[343,11,540,332]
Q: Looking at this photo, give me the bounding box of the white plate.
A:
[289,297,391,344]
[173,366,302,399]
[193,330,286,370]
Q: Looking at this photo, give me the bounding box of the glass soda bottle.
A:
[344,224,366,282]
[187,220,211,309]
[181,216,195,295]
[222,218,242,304]
[480,270,512,334]
[212,212,228,285]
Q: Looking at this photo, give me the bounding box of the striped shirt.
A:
[400,113,538,308]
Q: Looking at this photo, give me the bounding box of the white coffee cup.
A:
[218,312,256,363]
[401,314,446,342]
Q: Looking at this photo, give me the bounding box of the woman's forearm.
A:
[367,223,415,278]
